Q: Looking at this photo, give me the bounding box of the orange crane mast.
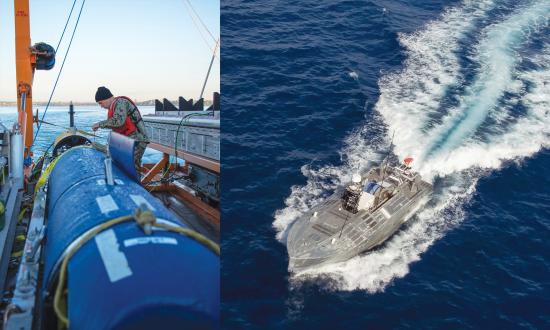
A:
[14,0,36,161]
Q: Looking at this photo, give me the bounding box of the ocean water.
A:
[0,105,162,163]
[222,0,549,328]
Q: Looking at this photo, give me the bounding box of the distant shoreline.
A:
[0,99,212,107]
[0,101,100,107]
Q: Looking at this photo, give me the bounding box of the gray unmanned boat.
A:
[287,158,432,271]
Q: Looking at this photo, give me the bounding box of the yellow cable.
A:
[37,119,100,139]
[18,207,28,222]
[154,222,220,256]
[54,211,219,328]
[11,251,23,258]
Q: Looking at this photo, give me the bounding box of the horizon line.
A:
[0,99,213,105]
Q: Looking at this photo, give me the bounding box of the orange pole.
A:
[14,0,36,158]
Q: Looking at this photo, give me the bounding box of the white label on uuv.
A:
[96,195,119,214]
[123,236,178,247]
[129,194,156,211]
[381,208,391,219]
[95,229,132,282]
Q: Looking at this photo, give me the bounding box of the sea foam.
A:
[274,0,550,293]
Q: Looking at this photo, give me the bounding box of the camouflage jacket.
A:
[98,98,149,143]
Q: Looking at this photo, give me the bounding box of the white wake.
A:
[274,0,550,292]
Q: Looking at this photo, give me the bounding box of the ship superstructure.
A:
[287,159,432,271]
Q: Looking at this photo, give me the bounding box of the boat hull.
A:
[287,175,432,272]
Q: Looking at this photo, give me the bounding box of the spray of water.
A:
[274,0,550,293]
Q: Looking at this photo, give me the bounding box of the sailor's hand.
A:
[92,123,100,131]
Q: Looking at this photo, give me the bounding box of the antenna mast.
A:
[380,131,395,183]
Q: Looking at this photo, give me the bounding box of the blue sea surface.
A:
[0,105,161,163]
[222,0,549,328]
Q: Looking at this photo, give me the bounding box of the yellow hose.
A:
[54,211,219,328]
[18,207,28,223]
[11,251,23,258]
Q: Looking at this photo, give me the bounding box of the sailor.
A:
[91,86,149,172]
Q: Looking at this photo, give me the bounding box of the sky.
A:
[0,0,219,102]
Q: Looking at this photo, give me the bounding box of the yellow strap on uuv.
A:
[35,145,94,196]
[34,156,62,195]
[54,210,220,328]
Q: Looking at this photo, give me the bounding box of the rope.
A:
[54,209,219,327]
[55,0,78,52]
[182,0,218,57]
[184,0,217,43]
[35,118,101,139]
[34,0,87,143]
